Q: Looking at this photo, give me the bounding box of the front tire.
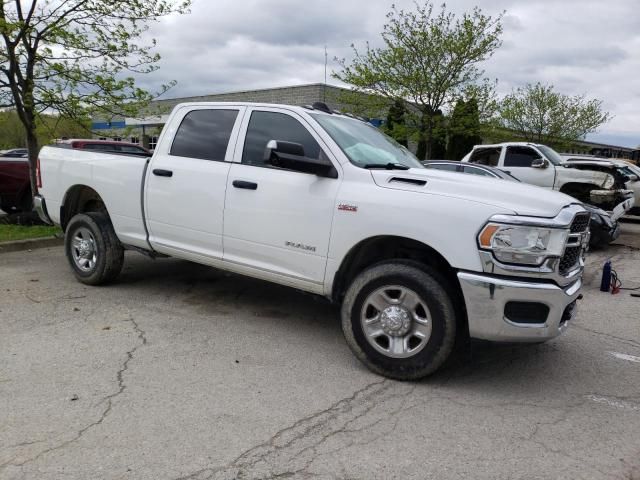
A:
[64,212,124,285]
[341,261,457,380]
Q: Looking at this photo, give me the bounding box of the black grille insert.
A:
[559,212,590,275]
[504,301,550,324]
[570,212,590,233]
[559,246,581,275]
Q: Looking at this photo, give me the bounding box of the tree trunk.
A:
[25,127,39,199]
[424,113,434,160]
[415,113,429,160]
[416,138,427,160]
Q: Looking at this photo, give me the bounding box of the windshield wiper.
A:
[363,162,411,170]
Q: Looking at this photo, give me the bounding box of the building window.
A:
[149,136,159,150]
[99,137,107,140]
[113,136,122,142]
[130,136,139,145]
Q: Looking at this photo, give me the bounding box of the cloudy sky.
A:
[140,0,640,147]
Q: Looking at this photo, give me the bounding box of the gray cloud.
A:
[136,0,640,146]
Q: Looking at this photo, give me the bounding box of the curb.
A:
[0,235,64,254]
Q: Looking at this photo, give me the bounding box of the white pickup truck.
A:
[462,142,635,219]
[35,102,589,380]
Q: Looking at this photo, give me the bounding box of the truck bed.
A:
[38,146,150,249]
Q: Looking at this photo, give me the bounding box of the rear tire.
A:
[64,212,124,285]
[341,261,457,380]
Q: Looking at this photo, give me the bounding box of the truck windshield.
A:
[537,145,563,166]
[311,114,423,169]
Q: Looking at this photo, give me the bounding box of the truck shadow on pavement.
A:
[113,254,580,385]
[116,254,340,336]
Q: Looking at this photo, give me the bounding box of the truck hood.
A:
[560,159,617,169]
[370,168,577,217]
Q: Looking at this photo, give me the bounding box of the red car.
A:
[0,154,30,212]
[56,139,152,156]
[0,140,151,212]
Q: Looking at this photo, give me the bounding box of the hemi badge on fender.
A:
[338,204,358,212]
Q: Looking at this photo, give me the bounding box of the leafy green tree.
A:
[0,109,24,147]
[0,0,190,196]
[446,98,482,160]
[416,108,446,159]
[334,2,503,159]
[432,110,448,158]
[385,98,408,147]
[495,82,612,148]
[0,110,90,149]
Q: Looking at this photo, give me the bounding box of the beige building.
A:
[91,83,380,150]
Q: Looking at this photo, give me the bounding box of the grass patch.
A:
[0,224,62,242]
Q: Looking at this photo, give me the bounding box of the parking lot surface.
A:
[1,223,640,480]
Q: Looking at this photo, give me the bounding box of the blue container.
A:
[600,260,612,292]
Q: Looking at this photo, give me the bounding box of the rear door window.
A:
[469,148,501,166]
[170,109,239,161]
[504,147,541,167]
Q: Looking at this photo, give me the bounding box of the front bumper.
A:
[457,271,582,342]
[33,194,53,225]
[610,196,635,221]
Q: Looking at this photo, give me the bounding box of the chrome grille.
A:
[559,212,590,275]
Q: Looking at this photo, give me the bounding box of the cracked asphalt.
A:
[1,222,640,480]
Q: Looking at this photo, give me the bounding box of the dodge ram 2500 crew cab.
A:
[462,142,634,218]
[35,102,589,380]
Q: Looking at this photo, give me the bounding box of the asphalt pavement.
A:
[1,223,639,480]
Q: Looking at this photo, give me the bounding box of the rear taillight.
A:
[36,157,42,189]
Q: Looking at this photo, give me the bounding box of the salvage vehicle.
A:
[423,160,620,248]
[621,160,640,215]
[35,102,590,380]
[561,154,640,216]
[462,142,634,219]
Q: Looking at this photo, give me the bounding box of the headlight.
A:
[478,223,568,266]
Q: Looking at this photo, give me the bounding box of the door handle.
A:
[153,169,173,177]
[232,180,258,190]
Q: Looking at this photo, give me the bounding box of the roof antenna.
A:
[323,45,327,102]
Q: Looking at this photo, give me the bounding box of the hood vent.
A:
[389,177,427,186]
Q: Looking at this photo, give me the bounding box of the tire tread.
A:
[341,260,457,380]
[64,212,124,285]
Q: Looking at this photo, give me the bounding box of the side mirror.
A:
[531,157,547,169]
[627,174,638,182]
[263,140,337,178]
